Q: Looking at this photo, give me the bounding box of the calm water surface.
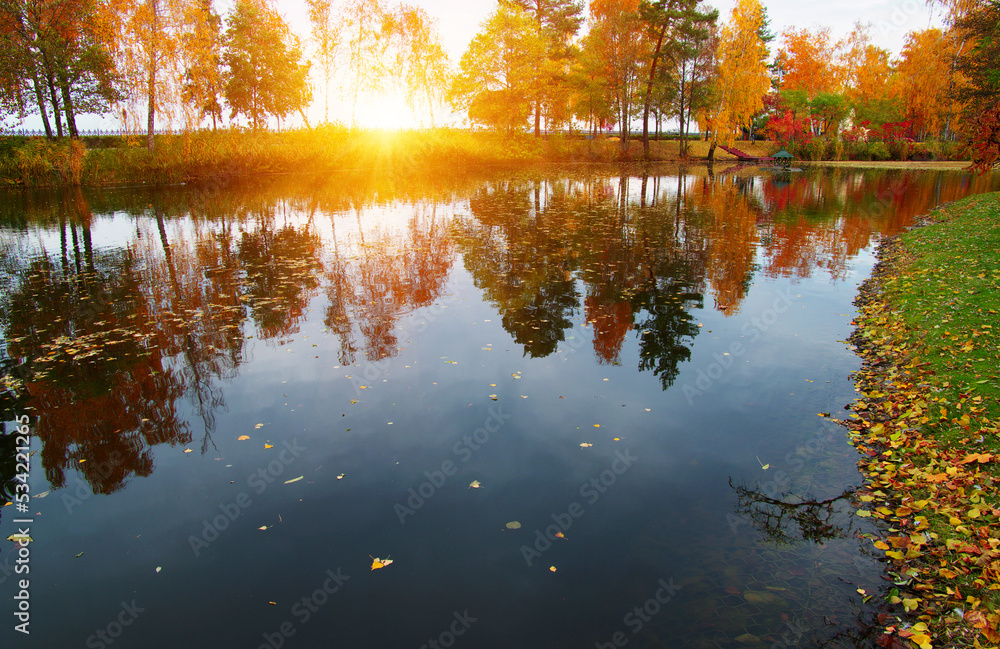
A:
[1,165,997,649]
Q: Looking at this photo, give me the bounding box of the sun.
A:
[354,90,423,130]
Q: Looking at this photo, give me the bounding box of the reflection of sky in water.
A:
[1,167,998,649]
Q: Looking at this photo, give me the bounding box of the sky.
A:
[12,0,948,132]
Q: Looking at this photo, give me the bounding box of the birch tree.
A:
[706,0,770,161]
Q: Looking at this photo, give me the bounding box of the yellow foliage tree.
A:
[705,0,770,161]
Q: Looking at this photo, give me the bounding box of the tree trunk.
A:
[641,26,668,160]
[147,0,158,152]
[620,102,629,153]
[46,71,63,138]
[708,139,716,162]
[678,61,687,157]
[58,72,79,137]
[534,99,541,137]
[30,72,53,138]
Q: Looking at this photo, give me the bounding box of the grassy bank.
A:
[844,192,1000,648]
[0,127,735,187]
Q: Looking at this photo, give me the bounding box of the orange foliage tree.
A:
[893,28,955,139]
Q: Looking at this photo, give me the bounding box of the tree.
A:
[449,1,542,132]
[970,100,1000,172]
[777,27,837,98]
[954,0,1000,122]
[638,0,716,158]
[671,2,717,156]
[705,0,770,161]
[893,28,953,139]
[588,0,649,152]
[0,0,120,138]
[391,6,451,126]
[507,0,584,136]
[98,0,201,150]
[305,0,339,123]
[776,26,841,135]
[839,23,898,128]
[223,0,312,130]
[180,0,223,129]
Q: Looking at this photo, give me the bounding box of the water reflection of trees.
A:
[456,174,707,385]
[1,168,996,495]
[729,477,856,546]
[1,186,455,495]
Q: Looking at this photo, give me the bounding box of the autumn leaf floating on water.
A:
[370,555,393,571]
[238,435,250,441]
[580,443,593,448]
[505,521,521,530]
[469,480,481,489]
[284,476,303,484]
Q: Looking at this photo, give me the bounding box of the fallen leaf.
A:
[370,555,393,570]
[284,476,303,484]
[469,480,481,489]
[238,435,250,441]
[580,443,593,448]
[549,565,557,572]
[264,444,274,449]
[337,474,345,480]
[505,521,521,529]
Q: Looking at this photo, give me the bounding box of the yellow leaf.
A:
[264,444,274,449]
[237,435,250,441]
[902,597,919,612]
[873,540,890,550]
[886,550,905,560]
[856,510,872,517]
[505,521,521,529]
[370,555,393,571]
[580,443,593,448]
[549,565,557,572]
[284,476,303,484]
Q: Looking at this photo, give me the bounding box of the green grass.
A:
[847,191,1000,646]
[889,193,1000,444]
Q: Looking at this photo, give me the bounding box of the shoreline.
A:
[0,130,983,189]
[840,192,1000,648]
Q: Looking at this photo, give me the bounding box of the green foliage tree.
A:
[222,0,312,130]
[955,0,1000,121]
[638,0,716,157]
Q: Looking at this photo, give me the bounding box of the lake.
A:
[1,165,997,649]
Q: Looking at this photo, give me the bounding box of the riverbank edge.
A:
[2,129,977,188]
[840,192,1000,649]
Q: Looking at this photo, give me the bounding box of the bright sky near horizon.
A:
[16,0,947,132]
